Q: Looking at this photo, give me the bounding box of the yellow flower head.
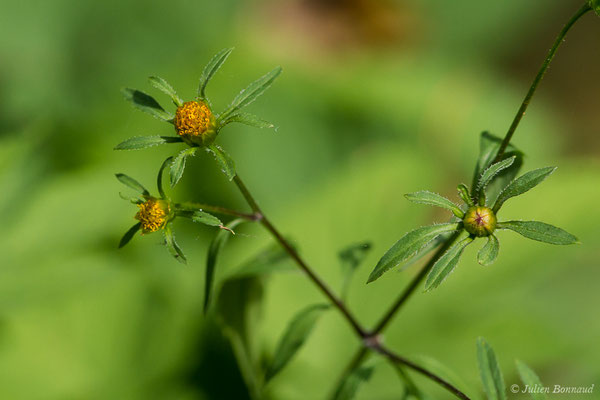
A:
[463,206,497,237]
[135,198,170,233]
[174,101,217,146]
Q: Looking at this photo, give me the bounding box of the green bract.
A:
[368,132,578,290]
[115,48,282,185]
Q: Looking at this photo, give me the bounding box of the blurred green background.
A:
[1,0,599,399]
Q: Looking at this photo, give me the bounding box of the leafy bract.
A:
[405,191,464,218]
[425,236,473,291]
[368,223,461,283]
[492,167,556,212]
[497,221,578,245]
[477,235,499,266]
[122,88,173,122]
[114,135,183,150]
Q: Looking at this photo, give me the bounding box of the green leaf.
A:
[405,191,464,218]
[121,88,174,122]
[424,236,473,291]
[515,360,547,400]
[485,151,523,206]
[115,173,150,196]
[220,112,276,129]
[114,135,183,150]
[497,221,579,245]
[163,224,187,265]
[339,242,372,300]
[333,365,375,400]
[265,303,329,382]
[492,167,556,213]
[198,47,234,100]
[170,147,197,188]
[477,235,499,266]
[477,156,516,194]
[367,223,461,283]
[477,337,506,400]
[220,66,282,119]
[191,210,222,227]
[148,76,183,107]
[119,223,141,248]
[206,144,236,180]
[457,184,473,207]
[228,241,295,279]
[217,276,264,399]
[204,219,244,313]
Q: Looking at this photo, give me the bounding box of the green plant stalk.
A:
[331,231,461,397]
[232,175,471,399]
[495,2,591,161]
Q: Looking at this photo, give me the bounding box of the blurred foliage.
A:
[0,0,599,399]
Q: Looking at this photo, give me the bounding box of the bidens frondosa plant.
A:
[114,3,597,397]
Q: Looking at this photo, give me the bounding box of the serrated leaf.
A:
[170,147,197,188]
[477,235,499,266]
[191,210,222,227]
[220,66,282,119]
[204,219,244,313]
[220,112,275,129]
[149,76,183,106]
[477,156,516,194]
[405,191,464,218]
[492,167,556,212]
[367,223,461,283]
[424,236,473,291]
[119,223,141,248]
[333,365,375,400]
[206,144,236,180]
[339,242,372,300]
[115,173,150,196]
[228,241,295,279]
[121,88,174,122]
[265,303,329,382]
[198,47,234,99]
[477,337,506,400]
[114,135,183,150]
[163,224,186,265]
[515,360,547,400]
[497,221,578,245]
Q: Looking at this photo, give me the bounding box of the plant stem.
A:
[232,174,471,399]
[176,201,259,221]
[495,2,591,162]
[373,231,462,334]
[232,174,368,338]
[374,344,470,400]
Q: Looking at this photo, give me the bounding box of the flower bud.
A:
[135,198,170,233]
[463,206,496,237]
[174,101,217,146]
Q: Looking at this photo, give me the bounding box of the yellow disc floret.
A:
[174,101,217,146]
[135,198,169,234]
[463,206,497,237]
